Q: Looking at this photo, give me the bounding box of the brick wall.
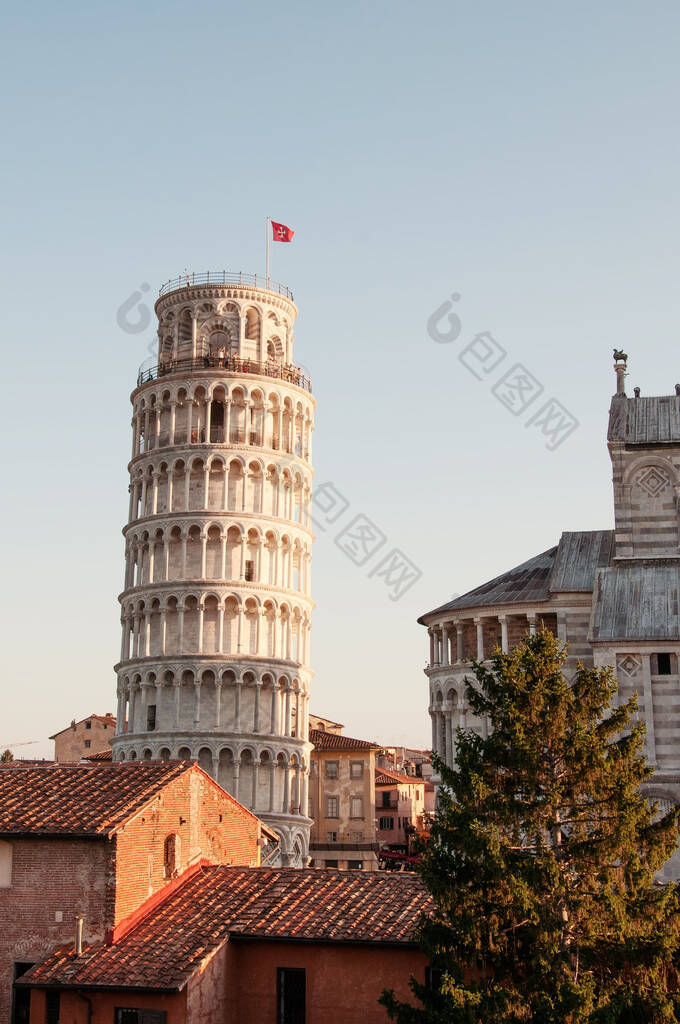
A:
[113,769,261,926]
[0,838,112,1024]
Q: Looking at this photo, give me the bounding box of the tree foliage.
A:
[0,749,14,763]
[381,631,680,1023]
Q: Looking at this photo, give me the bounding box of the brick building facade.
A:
[0,762,271,1024]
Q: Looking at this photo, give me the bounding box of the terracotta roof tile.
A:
[20,866,430,992]
[375,769,421,786]
[309,729,380,751]
[0,762,190,837]
[84,749,113,762]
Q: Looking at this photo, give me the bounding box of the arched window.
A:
[0,840,12,887]
[164,833,181,878]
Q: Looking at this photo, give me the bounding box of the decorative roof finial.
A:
[613,348,628,396]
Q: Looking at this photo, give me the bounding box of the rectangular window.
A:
[425,966,444,990]
[114,1010,167,1024]
[350,796,364,819]
[379,816,394,830]
[277,967,306,1024]
[326,830,337,843]
[349,761,364,779]
[325,760,339,779]
[325,859,338,868]
[84,740,91,749]
[45,992,60,1024]
[146,704,157,731]
[326,796,339,818]
[245,559,255,582]
[652,652,674,675]
[12,962,35,1024]
[381,791,393,808]
[348,860,363,870]
[85,721,92,730]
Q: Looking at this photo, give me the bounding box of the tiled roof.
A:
[375,769,421,787]
[50,714,116,740]
[549,531,614,592]
[19,866,431,992]
[591,565,680,640]
[0,762,190,837]
[419,530,616,621]
[309,729,379,751]
[84,749,113,762]
[608,394,680,445]
[418,545,557,620]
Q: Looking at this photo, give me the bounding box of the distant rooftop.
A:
[309,729,380,752]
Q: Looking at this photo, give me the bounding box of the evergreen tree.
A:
[381,631,680,1024]
[0,750,13,763]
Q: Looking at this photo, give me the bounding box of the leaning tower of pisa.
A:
[111,271,315,866]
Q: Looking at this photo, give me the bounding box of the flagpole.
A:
[265,217,270,289]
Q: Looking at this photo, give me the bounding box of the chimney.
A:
[74,915,84,956]
[613,349,628,396]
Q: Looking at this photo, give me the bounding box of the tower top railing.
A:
[158,271,294,301]
[136,354,312,393]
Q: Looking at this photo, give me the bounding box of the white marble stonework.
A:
[112,273,315,866]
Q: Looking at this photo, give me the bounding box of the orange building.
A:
[50,714,117,762]
[309,727,381,870]
[375,768,427,853]
[21,866,430,1024]
[0,762,272,1024]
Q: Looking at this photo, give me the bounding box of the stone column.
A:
[169,400,176,446]
[269,760,276,811]
[252,759,260,809]
[442,626,450,666]
[174,681,181,729]
[445,709,454,767]
[197,604,204,654]
[456,624,464,663]
[148,539,155,585]
[284,685,292,736]
[233,759,241,801]
[193,680,201,729]
[301,769,309,819]
[272,683,281,734]
[475,618,485,661]
[499,616,508,654]
[217,603,225,654]
[177,605,185,655]
[129,685,138,734]
[160,606,167,655]
[215,680,222,728]
[234,678,241,731]
[253,681,262,732]
[283,759,291,813]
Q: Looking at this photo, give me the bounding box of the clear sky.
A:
[2,0,680,758]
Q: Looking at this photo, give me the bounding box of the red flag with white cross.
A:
[271,221,294,242]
